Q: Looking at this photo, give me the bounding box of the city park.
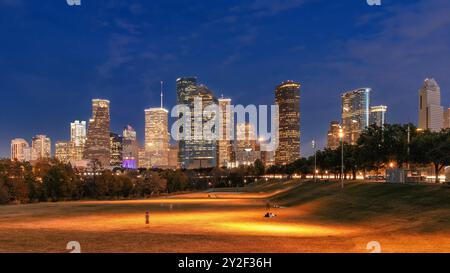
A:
[1,124,450,252]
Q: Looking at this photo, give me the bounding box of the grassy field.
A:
[0,180,450,253]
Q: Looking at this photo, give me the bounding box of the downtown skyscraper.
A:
[11,139,30,162]
[341,88,370,145]
[176,77,218,169]
[419,78,443,132]
[110,133,123,168]
[84,99,111,167]
[31,135,51,161]
[369,105,388,128]
[327,121,341,150]
[275,81,301,166]
[235,122,260,166]
[144,107,169,168]
[70,120,86,161]
[55,141,74,164]
[217,97,233,168]
[122,125,139,169]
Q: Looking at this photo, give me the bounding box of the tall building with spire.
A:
[275,81,301,165]
[84,99,111,167]
[419,78,443,132]
[341,88,370,145]
[144,82,169,168]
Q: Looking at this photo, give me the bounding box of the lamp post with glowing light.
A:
[339,127,344,189]
[312,140,317,183]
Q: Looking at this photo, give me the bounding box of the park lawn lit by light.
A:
[1,180,450,253]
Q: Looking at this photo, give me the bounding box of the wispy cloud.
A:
[0,0,23,8]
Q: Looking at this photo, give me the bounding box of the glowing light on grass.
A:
[219,222,353,237]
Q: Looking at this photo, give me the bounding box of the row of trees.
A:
[0,159,192,204]
[3,123,448,203]
[267,124,450,183]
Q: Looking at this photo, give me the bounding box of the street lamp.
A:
[312,140,317,183]
[338,127,344,189]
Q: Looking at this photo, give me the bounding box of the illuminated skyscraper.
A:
[275,81,301,165]
[235,122,260,166]
[342,88,370,145]
[217,97,233,168]
[370,105,388,128]
[70,120,86,161]
[31,135,51,161]
[176,77,197,168]
[55,141,74,164]
[122,125,139,169]
[84,99,111,167]
[327,121,341,150]
[110,133,123,168]
[176,78,217,169]
[138,147,150,169]
[444,108,450,129]
[145,107,169,168]
[168,144,179,169]
[10,138,30,162]
[419,78,443,132]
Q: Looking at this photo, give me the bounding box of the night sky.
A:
[1,0,450,157]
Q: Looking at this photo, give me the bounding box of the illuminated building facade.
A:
[370,105,388,128]
[235,122,260,166]
[31,135,51,161]
[342,88,370,145]
[168,144,179,169]
[275,81,301,165]
[70,120,86,161]
[55,141,74,164]
[10,138,30,162]
[327,121,341,150]
[176,77,197,168]
[138,147,151,169]
[110,133,123,168]
[217,97,233,168]
[145,108,169,168]
[444,108,450,129]
[261,150,275,167]
[187,84,218,169]
[176,77,218,169]
[122,125,138,169]
[419,78,443,132]
[84,99,111,167]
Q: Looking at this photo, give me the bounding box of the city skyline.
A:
[1,0,450,157]
[5,77,450,160]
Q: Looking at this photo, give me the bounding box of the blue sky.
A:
[1,0,450,157]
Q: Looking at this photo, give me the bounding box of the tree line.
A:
[0,157,266,204]
[0,159,193,204]
[2,123,449,204]
[267,124,450,183]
